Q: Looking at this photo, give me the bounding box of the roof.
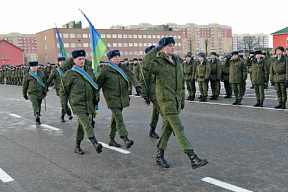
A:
[0,40,24,52]
[271,27,288,35]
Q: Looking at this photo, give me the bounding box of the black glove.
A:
[93,96,100,105]
[144,97,150,105]
[136,86,142,95]
[24,95,28,100]
[204,78,209,82]
[181,104,185,110]
[286,81,288,87]
[270,81,274,86]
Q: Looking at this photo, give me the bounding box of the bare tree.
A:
[243,35,258,55]
[204,39,209,56]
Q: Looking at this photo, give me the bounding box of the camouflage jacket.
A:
[46,68,63,95]
[224,57,247,83]
[183,59,195,81]
[142,48,185,115]
[195,60,211,82]
[22,70,47,100]
[138,66,157,102]
[270,55,288,82]
[209,59,222,81]
[245,58,269,84]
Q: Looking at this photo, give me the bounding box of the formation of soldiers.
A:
[2,36,288,171]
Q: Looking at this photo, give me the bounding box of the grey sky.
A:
[1,0,287,46]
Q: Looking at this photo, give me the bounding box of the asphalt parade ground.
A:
[0,80,287,192]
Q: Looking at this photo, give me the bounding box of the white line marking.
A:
[201,177,253,192]
[99,142,131,154]
[0,168,14,183]
[9,113,22,118]
[41,124,61,131]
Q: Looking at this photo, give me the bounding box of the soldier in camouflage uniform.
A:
[46,57,73,122]
[224,51,247,105]
[96,50,141,148]
[22,61,47,124]
[195,53,211,102]
[221,55,232,98]
[132,58,141,96]
[62,49,102,155]
[270,46,288,109]
[142,37,208,170]
[245,51,269,107]
[0,68,4,84]
[209,52,222,100]
[183,54,196,101]
[247,52,254,89]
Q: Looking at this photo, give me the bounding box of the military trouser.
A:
[186,80,193,96]
[198,81,208,97]
[243,81,246,95]
[210,80,220,96]
[28,94,42,116]
[224,81,232,95]
[157,113,193,153]
[274,82,287,102]
[150,100,161,128]
[76,113,95,141]
[249,72,252,84]
[109,108,128,138]
[128,83,132,94]
[232,83,243,100]
[58,89,71,116]
[254,84,265,100]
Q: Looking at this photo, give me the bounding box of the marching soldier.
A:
[245,51,269,107]
[270,46,288,109]
[195,53,211,102]
[0,68,4,84]
[224,51,247,105]
[62,49,102,155]
[132,58,141,96]
[96,50,141,148]
[46,57,73,122]
[140,46,161,139]
[183,54,196,101]
[22,61,47,124]
[209,52,222,100]
[221,55,232,98]
[142,36,208,170]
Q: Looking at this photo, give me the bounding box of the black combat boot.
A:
[186,96,191,100]
[274,102,282,109]
[214,96,219,100]
[281,102,286,109]
[61,114,65,122]
[121,136,134,148]
[254,99,260,107]
[203,96,207,102]
[209,95,215,100]
[89,137,103,153]
[67,109,73,120]
[156,150,170,168]
[108,137,121,148]
[149,127,159,139]
[190,95,195,101]
[35,113,41,124]
[250,85,254,89]
[198,95,203,99]
[74,140,84,155]
[237,100,242,105]
[199,96,204,102]
[260,100,264,107]
[224,94,232,98]
[186,150,208,169]
[232,100,238,105]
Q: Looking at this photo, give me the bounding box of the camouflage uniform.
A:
[209,58,222,99]
[221,62,232,97]
[195,60,211,100]
[183,58,196,100]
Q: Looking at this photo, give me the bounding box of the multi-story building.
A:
[232,33,269,52]
[0,33,37,64]
[36,28,183,64]
[271,27,288,52]
[0,40,24,67]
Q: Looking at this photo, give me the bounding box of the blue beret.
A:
[107,50,121,60]
[29,61,38,66]
[72,49,86,59]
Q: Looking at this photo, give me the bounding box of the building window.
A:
[86,52,89,56]
[152,35,156,39]
[124,51,128,55]
[134,51,138,55]
[66,53,70,57]
[83,43,89,47]
[63,33,69,38]
[139,43,143,47]
[134,43,138,47]
[76,34,82,38]
[124,43,128,47]
[129,43,133,47]
[113,43,117,47]
[70,34,75,38]
[143,43,147,47]
[43,35,46,40]
[123,34,127,38]
[71,43,76,48]
[157,35,160,39]
[44,45,47,49]
[112,34,117,38]
[107,43,111,47]
[128,34,133,38]
[138,35,142,38]
[3,54,6,60]
[101,34,106,38]
[77,43,82,47]
[286,37,288,45]
[120,51,123,55]
[45,54,48,59]
[83,34,88,38]
[64,43,69,48]
[148,43,152,46]
[2,45,4,48]
[129,51,133,55]
[118,34,122,38]
[118,43,123,47]
[139,51,143,55]
[133,34,137,38]
[107,34,111,38]
[57,43,59,48]
[143,35,147,38]
[148,35,152,39]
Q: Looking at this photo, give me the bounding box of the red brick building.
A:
[0,40,24,67]
[271,27,288,52]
